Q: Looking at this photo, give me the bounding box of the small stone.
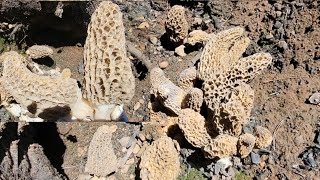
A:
[274,3,282,11]
[149,36,158,45]
[309,93,320,105]
[147,102,152,109]
[159,61,169,69]
[139,99,145,104]
[7,104,22,117]
[138,22,149,29]
[273,21,282,29]
[8,24,15,29]
[118,136,130,147]
[130,174,135,179]
[265,33,274,40]
[133,102,141,111]
[276,11,282,17]
[134,16,145,21]
[278,41,288,51]
[215,157,232,175]
[294,135,304,145]
[232,157,242,168]
[251,152,261,164]
[175,45,186,57]
[194,17,202,25]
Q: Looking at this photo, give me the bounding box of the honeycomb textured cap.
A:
[26,45,53,59]
[177,66,197,92]
[165,5,188,43]
[186,87,203,112]
[83,1,135,105]
[187,30,212,45]
[140,136,180,180]
[178,109,211,148]
[148,110,179,137]
[254,126,273,148]
[150,67,187,115]
[0,51,80,113]
[198,27,272,111]
[204,134,238,159]
[238,133,256,158]
[84,125,118,177]
[214,84,254,136]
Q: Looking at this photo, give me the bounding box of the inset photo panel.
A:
[17,122,140,179]
[0,1,150,122]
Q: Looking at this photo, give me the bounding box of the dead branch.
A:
[126,41,152,70]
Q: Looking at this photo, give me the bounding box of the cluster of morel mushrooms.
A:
[0,1,135,121]
[138,5,274,180]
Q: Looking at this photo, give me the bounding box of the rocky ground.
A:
[0,0,320,180]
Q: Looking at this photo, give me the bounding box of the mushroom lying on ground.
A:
[0,51,92,120]
[150,67,187,115]
[26,45,53,60]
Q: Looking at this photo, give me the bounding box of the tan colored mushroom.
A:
[254,126,273,148]
[213,84,254,136]
[197,27,272,111]
[186,88,203,112]
[0,51,91,119]
[83,1,135,120]
[187,30,213,45]
[150,67,187,115]
[204,134,238,159]
[178,109,211,148]
[84,125,118,177]
[238,133,256,158]
[165,5,188,44]
[26,45,53,59]
[177,66,197,92]
[140,136,180,180]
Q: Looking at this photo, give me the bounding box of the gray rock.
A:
[316,131,320,145]
[232,157,242,168]
[309,93,320,105]
[251,152,261,164]
[278,41,288,51]
[307,153,317,168]
[215,157,232,175]
[274,21,283,29]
